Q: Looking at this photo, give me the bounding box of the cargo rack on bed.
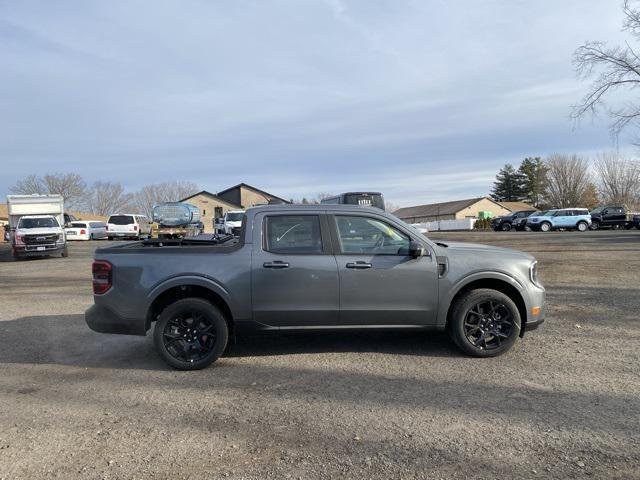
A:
[141,233,236,247]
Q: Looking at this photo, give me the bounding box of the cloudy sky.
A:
[0,0,631,206]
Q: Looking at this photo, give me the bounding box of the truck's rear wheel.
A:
[153,298,228,370]
[448,289,521,357]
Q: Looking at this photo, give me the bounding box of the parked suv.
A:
[107,214,151,240]
[491,210,536,231]
[527,208,591,232]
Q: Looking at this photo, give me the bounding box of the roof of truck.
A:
[246,204,386,214]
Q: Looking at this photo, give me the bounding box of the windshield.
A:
[18,217,59,229]
[590,207,604,214]
[69,222,87,228]
[108,215,134,225]
[226,212,244,222]
[537,210,554,216]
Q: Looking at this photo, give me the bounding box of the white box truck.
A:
[7,194,68,259]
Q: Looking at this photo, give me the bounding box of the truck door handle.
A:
[346,261,372,269]
[263,261,289,269]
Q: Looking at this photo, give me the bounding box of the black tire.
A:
[501,222,512,232]
[448,288,521,357]
[153,298,229,370]
[108,236,113,241]
[61,247,69,258]
[577,221,588,232]
[539,222,551,232]
[589,221,599,231]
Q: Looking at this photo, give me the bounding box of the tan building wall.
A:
[453,198,511,220]
[185,193,241,233]
[238,186,274,208]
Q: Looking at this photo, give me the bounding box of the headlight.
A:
[529,261,542,287]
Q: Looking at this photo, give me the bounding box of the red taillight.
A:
[80,229,86,235]
[92,260,112,294]
[133,225,138,231]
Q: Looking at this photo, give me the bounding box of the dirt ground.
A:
[0,231,638,479]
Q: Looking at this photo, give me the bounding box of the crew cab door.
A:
[329,214,439,326]
[251,212,339,327]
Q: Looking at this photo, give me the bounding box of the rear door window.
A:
[264,215,323,254]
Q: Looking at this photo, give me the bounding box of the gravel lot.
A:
[0,231,639,479]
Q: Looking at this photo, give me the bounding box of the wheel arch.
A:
[145,279,234,334]
[444,276,528,337]
[540,220,552,230]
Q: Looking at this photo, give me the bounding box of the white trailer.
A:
[7,194,65,230]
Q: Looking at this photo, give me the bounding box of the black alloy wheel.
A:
[163,311,217,363]
[462,300,514,351]
[154,298,228,370]
[501,222,512,232]
[449,288,521,357]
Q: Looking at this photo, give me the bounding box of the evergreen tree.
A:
[490,164,526,201]
[518,157,549,207]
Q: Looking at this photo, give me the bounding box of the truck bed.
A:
[97,233,240,253]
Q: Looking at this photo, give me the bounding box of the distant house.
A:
[179,191,243,234]
[216,183,289,209]
[393,197,532,223]
[180,183,289,233]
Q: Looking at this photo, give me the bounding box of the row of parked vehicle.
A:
[491,205,640,232]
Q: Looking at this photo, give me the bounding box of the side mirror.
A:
[409,241,427,258]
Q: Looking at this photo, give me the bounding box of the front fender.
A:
[437,270,525,326]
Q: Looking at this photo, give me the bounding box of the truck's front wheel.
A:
[153,298,229,370]
[448,289,521,357]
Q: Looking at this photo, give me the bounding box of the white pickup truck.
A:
[215,210,245,236]
[7,195,68,259]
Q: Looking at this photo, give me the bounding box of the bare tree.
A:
[132,181,200,218]
[593,151,640,207]
[10,173,86,209]
[573,1,640,138]
[85,181,134,216]
[545,154,595,208]
[385,200,400,213]
[9,174,45,196]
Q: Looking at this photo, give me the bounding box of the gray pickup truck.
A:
[86,204,545,370]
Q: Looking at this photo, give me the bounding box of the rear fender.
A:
[146,275,234,316]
